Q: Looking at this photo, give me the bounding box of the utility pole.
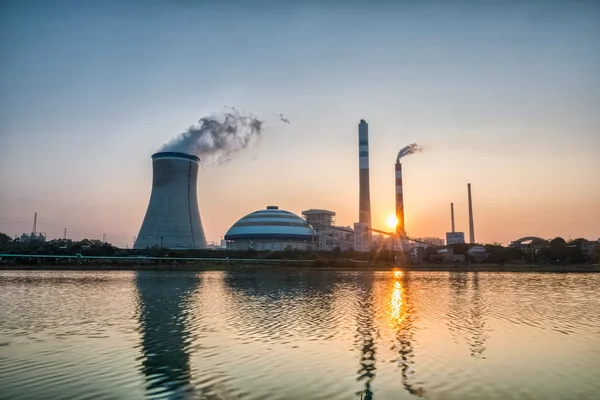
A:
[64,228,67,239]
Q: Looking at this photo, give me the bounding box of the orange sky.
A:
[1,1,599,247]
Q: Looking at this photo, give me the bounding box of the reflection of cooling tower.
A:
[134,152,207,249]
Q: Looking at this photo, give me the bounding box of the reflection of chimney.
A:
[468,183,475,244]
[358,120,371,229]
[451,202,455,233]
[356,275,376,400]
[395,161,405,236]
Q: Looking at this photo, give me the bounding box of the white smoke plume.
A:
[396,143,422,162]
[160,107,264,165]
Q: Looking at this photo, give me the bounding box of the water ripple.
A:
[1,270,600,399]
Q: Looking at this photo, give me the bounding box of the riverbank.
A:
[1,262,599,273]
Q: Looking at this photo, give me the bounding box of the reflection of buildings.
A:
[390,271,426,398]
[135,272,201,399]
[223,269,341,341]
[447,271,468,345]
[353,271,428,398]
[447,272,487,358]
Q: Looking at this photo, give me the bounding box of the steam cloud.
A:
[396,143,422,162]
[160,107,264,164]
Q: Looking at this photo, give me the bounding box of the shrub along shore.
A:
[1,261,598,273]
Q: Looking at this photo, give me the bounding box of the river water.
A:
[0,270,599,400]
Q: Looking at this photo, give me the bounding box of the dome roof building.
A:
[224,206,317,251]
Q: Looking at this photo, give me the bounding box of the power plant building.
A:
[302,209,354,251]
[225,206,317,251]
[302,209,335,230]
[353,222,370,252]
[134,152,207,250]
[446,232,465,245]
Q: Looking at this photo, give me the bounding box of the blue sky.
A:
[1,0,599,247]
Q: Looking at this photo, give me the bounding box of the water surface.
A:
[1,270,599,399]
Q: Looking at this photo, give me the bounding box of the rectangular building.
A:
[353,222,370,252]
[446,232,465,245]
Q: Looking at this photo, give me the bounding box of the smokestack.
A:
[395,161,405,236]
[134,152,207,249]
[394,142,422,238]
[468,183,475,244]
[358,120,371,228]
[451,202,455,233]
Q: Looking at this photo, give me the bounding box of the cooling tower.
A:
[134,152,207,250]
[395,161,405,236]
[358,119,371,228]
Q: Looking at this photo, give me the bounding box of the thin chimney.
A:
[468,183,475,243]
[451,202,455,233]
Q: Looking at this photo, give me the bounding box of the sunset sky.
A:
[1,0,599,247]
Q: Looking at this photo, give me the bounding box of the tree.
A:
[569,238,588,246]
[550,237,567,262]
[0,232,12,245]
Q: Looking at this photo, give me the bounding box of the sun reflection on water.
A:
[389,270,406,328]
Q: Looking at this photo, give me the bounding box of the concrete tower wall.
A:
[395,162,405,236]
[134,152,207,249]
[358,120,371,228]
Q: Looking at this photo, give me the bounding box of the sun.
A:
[386,215,398,229]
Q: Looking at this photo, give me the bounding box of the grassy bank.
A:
[1,262,599,273]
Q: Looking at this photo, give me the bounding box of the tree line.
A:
[1,232,597,264]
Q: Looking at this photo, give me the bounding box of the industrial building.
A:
[581,240,600,258]
[225,206,317,251]
[353,222,370,252]
[19,232,46,244]
[19,212,46,244]
[302,209,336,230]
[446,232,465,245]
[134,152,207,249]
[302,209,354,251]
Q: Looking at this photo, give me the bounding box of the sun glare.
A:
[386,215,398,229]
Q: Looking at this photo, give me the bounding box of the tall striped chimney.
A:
[395,161,405,236]
[468,183,475,244]
[358,120,371,229]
